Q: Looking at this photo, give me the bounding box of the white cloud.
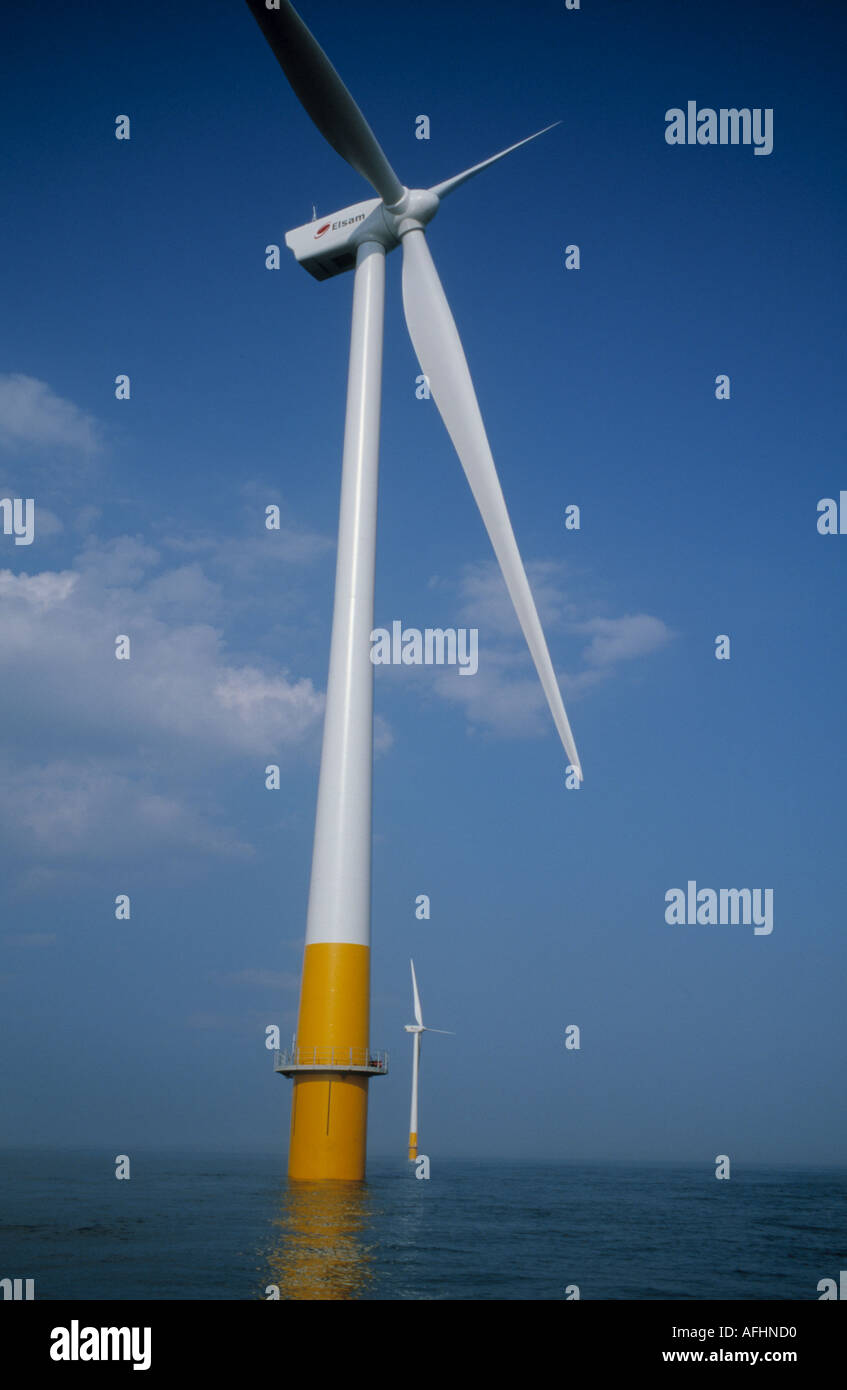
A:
[0,760,253,861]
[29,506,64,539]
[214,667,325,747]
[0,523,337,869]
[0,374,101,452]
[449,557,578,635]
[163,524,333,576]
[0,544,326,762]
[579,614,673,669]
[430,649,552,739]
[0,568,77,609]
[558,614,675,699]
[397,561,674,740]
[0,377,362,874]
[144,563,222,614]
[75,535,160,587]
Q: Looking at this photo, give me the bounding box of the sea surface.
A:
[1,1151,843,1300]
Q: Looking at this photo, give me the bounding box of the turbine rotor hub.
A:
[381,187,440,239]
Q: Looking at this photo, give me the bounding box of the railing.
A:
[273,1047,389,1073]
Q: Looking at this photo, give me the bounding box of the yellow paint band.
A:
[288,942,371,1182]
[295,941,370,1050]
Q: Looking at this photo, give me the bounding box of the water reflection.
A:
[264,1181,377,1300]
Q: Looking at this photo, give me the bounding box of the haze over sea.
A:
[1,1151,843,1301]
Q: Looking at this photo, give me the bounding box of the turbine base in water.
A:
[289,1074,370,1181]
[279,942,387,1181]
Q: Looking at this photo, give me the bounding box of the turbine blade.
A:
[423,1028,454,1034]
[410,959,423,1027]
[429,123,560,201]
[401,229,582,778]
[244,0,404,206]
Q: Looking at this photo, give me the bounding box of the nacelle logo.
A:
[314,212,367,239]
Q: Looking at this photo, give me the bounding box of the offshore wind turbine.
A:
[405,961,453,1163]
[249,0,582,1182]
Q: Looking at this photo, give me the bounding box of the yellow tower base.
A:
[283,942,386,1182]
[290,1073,369,1181]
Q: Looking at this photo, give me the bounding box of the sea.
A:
[1,1151,844,1301]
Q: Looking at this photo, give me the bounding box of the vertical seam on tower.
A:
[326,1080,332,1134]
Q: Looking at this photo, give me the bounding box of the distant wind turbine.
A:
[405,961,453,1162]
[249,0,582,1182]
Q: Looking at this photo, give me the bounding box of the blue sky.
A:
[1,0,845,1165]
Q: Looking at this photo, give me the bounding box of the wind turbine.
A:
[405,960,453,1163]
[250,0,582,1182]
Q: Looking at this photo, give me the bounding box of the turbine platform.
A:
[273,1047,389,1077]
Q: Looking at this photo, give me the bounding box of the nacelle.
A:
[285,197,388,280]
[284,187,440,280]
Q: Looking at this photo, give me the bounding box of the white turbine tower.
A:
[405,961,453,1163]
[248,0,582,1182]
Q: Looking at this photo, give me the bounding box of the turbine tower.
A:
[406,960,453,1163]
[249,0,582,1182]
